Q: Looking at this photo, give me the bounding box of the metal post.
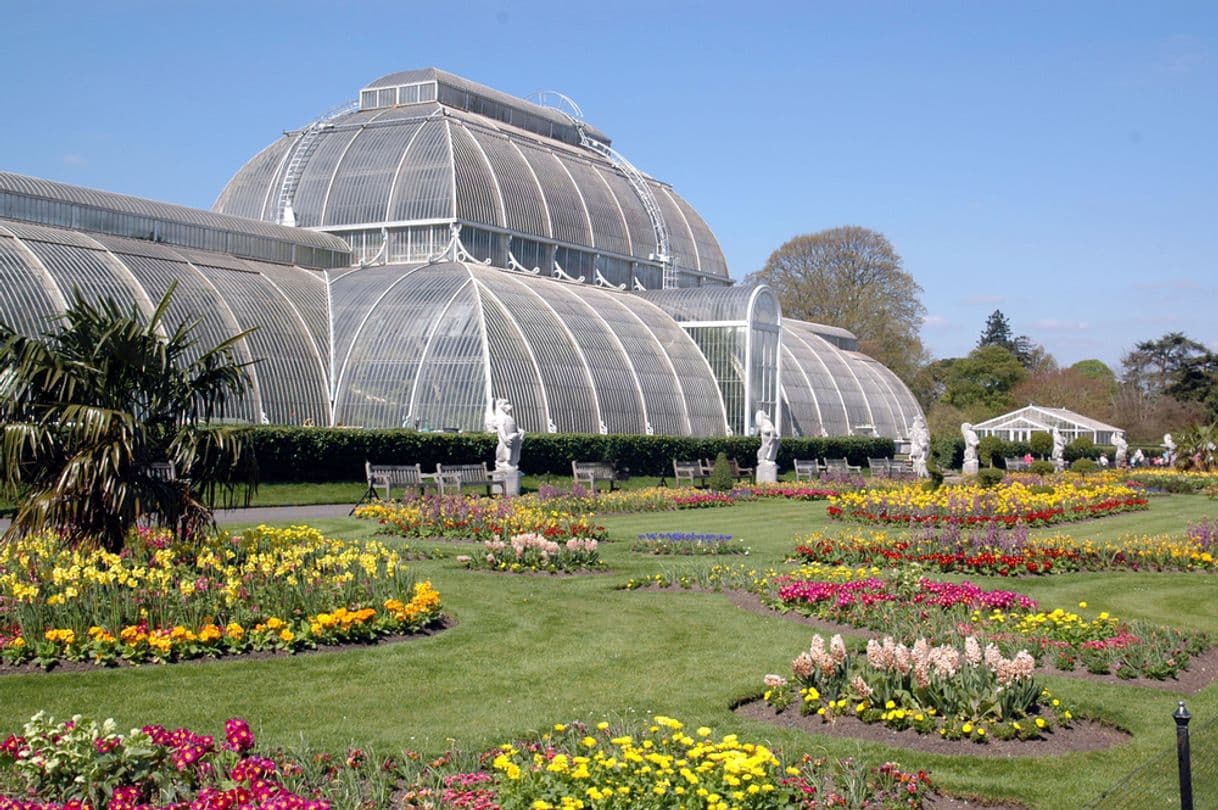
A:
[1175,700,1193,810]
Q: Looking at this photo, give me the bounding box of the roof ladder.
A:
[273,100,358,227]
[530,90,676,288]
[579,136,675,289]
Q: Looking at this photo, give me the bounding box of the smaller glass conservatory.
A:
[972,405,1122,445]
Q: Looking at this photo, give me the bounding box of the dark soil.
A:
[735,698,1130,759]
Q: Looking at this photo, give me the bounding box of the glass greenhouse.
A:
[0,68,925,439]
[972,405,1121,445]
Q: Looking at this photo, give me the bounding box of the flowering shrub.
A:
[827,480,1148,527]
[491,715,933,808]
[762,634,1074,743]
[0,526,443,668]
[631,532,749,555]
[464,533,602,573]
[793,524,1218,575]
[0,712,332,809]
[0,713,934,809]
[768,567,1208,680]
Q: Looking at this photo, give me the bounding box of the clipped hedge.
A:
[248,427,894,482]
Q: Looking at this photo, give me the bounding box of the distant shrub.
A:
[1029,432,1053,459]
[1070,458,1099,474]
[708,453,735,491]
[1030,460,1057,476]
[977,468,1005,488]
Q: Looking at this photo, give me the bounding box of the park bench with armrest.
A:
[572,461,619,493]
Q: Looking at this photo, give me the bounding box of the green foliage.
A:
[707,452,734,491]
[0,287,257,551]
[1065,435,1096,462]
[248,428,895,482]
[1070,458,1099,474]
[1029,460,1056,475]
[976,435,1002,467]
[976,468,1005,488]
[940,344,1028,413]
[1029,431,1053,458]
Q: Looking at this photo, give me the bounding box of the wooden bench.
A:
[1004,457,1030,472]
[825,457,861,474]
[793,458,825,481]
[673,459,710,488]
[572,461,619,493]
[436,462,496,496]
[867,457,892,478]
[353,462,441,512]
[702,457,754,481]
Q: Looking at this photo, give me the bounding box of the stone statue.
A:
[1163,433,1177,465]
[756,409,779,465]
[1051,427,1066,471]
[755,409,779,483]
[961,422,979,475]
[909,416,930,478]
[1112,430,1128,468]
[488,398,523,472]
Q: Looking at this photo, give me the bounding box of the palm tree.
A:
[0,284,258,550]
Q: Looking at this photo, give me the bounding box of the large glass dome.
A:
[215,68,729,291]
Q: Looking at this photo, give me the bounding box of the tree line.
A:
[749,226,1217,442]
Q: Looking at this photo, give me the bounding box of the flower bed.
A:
[0,526,443,668]
[770,569,1208,680]
[762,633,1074,743]
[355,495,608,542]
[0,713,934,810]
[632,532,749,555]
[490,715,933,808]
[462,533,602,573]
[0,713,334,809]
[793,522,1218,575]
[827,480,1148,527]
[731,483,840,500]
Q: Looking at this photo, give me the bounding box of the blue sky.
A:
[3,1,1215,370]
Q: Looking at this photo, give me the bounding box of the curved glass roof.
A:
[0,218,332,427]
[780,319,922,438]
[214,70,729,280]
[328,261,728,435]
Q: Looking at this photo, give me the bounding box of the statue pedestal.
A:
[962,460,979,476]
[756,461,778,483]
[493,469,521,497]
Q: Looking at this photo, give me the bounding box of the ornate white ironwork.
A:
[358,227,390,268]
[426,222,492,266]
[274,99,358,226]
[594,268,625,290]
[632,276,647,291]
[505,250,541,274]
[551,259,584,283]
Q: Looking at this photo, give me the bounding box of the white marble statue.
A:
[755,409,779,483]
[909,416,930,478]
[1163,433,1177,465]
[488,398,524,472]
[756,409,779,465]
[1112,430,1128,468]
[1051,426,1066,471]
[961,422,979,475]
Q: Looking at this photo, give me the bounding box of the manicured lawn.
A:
[1,493,1216,807]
